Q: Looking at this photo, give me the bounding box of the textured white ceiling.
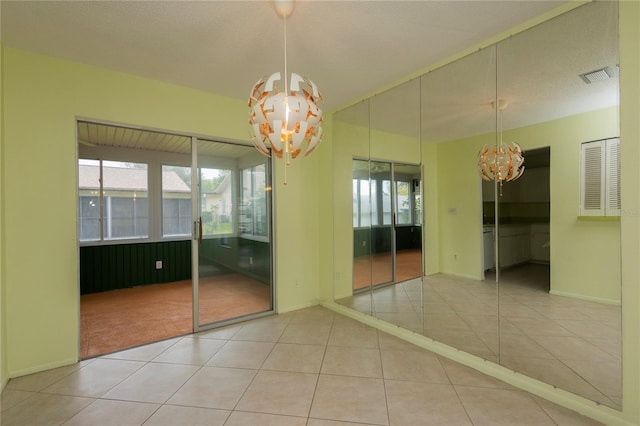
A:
[1,0,573,113]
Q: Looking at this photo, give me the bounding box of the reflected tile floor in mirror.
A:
[337,263,621,410]
[1,306,602,426]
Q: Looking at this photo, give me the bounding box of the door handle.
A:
[198,216,203,244]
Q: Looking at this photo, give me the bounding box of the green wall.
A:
[619,1,640,422]
[0,37,7,389]
[433,107,620,303]
[1,47,324,379]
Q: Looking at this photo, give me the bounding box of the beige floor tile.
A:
[328,323,379,348]
[455,386,556,425]
[262,343,326,373]
[381,349,449,383]
[290,306,336,326]
[447,301,496,316]
[166,366,256,409]
[43,358,144,398]
[425,330,495,359]
[374,299,418,313]
[279,322,332,345]
[102,362,198,403]
[205,340,274,369]
[562,358,621,404]
[499,357,604,400]
[231,316,290,342]
[6,363,86,392]
[458,314,498,333]
[143,404,230,426]
[0,393,94,426]
[423,301,455,315]
[505,316,573,336]
[321,346,383,378]
[310,375,388,425]
[533,396,604,425]
[226,411,307,425]
[63,399,159,426]
[151,337,226,365]
[554,319,620,339]
[498,302,541,318]
[100,337,180,362]
[378,332,422,352]
[424,313,471,332]
[193,323,243,340]
[529,335,617,363]
[499,332,555,359]
[0,389,34,412]
[307,419,377,426]
[236,370,318,417]
[375,312,422,332]
[585,337,621,360]
[528,305,593,321]
[438,357,514,389]
[385,379,472,425]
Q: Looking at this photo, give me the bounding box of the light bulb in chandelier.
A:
[477,99,525,187]
[248,72,324,161]
[478,142,525,182]
[247,0,324,185]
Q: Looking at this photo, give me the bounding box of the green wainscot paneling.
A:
[80,238,271,295]
[80,240,192,294]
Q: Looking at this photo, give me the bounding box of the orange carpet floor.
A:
[80,274,270,359]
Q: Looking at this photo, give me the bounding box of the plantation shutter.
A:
[580,138,620,216]
[605,138,620,215]
[580,140,605,216]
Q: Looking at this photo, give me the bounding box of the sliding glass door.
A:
[193,139,273,331]
[352,159,422,292]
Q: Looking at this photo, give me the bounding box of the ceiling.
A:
[1,0,574,114]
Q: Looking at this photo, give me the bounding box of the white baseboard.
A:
[549,290,621,306]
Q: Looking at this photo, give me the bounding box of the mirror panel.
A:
[496,1,621,409]
[421,44,499,361]
[332,1,621,411]
[369,78,423,332]
[334,101,372,314]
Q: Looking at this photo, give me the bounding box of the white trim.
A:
[549,290,621,306]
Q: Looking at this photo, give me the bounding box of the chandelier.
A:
[478,99,525,193]
[248,0,323,185]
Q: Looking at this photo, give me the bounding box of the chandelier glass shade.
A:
[248,72,323,160]
[478,142,525,182]
[247,0,323,184]
[478,100,524,186]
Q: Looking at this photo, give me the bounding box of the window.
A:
[240,164,268,238]
[395,180,411,225]
[200,168,233,236]
[580,138,620,216]
[162,165,192,237]
[353,178,375,228]
[78,159,149,242]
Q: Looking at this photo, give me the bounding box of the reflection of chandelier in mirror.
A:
[478,99,525,192]
[248,0,324,185]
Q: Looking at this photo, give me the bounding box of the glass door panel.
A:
[194,139,273,330]
[369,161,393,287]
[393,164,422,282]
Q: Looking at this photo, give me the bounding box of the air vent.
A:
[580,67,613,84]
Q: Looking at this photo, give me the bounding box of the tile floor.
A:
[337,263,622,411]
[1,306,602,425]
